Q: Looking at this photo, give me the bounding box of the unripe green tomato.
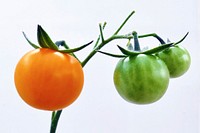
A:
[156,45,191,78]
[113,54,170,104]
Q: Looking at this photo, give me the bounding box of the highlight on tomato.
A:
[14,48,84,111]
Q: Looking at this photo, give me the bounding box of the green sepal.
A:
[117,43,173,56]
[173,32,189,46]
[97,50,127,58]
[117,32,189,56]
[59,41,93,53]
[22,32,40,49]
[117,45,141,56]
[37,25,58,50]
[143,43,173,54]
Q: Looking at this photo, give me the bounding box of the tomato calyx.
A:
[23,25,93,53]
[117,43,173,56]
[97,32,188,58]
[118,31,189,56]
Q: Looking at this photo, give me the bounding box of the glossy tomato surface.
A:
[157,45,191,78]
[14,48,84,111]
[113,54,169,104]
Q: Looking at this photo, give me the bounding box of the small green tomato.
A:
[156,45,191,78]
[113,54,170,104]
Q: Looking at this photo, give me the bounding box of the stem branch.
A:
[113,10,135,35]
[99,23,105,43]
[49,10,136,133]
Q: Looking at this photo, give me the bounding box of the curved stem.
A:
[81,33,136,67]
[82,11,136,66]
[138,33,166,44]
[81,36,114,67]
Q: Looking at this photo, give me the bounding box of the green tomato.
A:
[156,45,191,78]
[113,54,170,104]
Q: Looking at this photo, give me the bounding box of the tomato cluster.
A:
[13,12,191,133]
[113,36,191,104]
[14,25,190,111]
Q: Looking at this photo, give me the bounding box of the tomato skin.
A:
[156,45,191,78]
[14,48,84,111]
[113,54,169,104]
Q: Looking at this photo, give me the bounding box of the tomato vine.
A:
[14,10,190,133]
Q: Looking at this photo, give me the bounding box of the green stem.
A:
[93,22,107,48]
[49,10,135,133]
[99,23,105,43]
[113,10,135,35]
[81,33,141,67]
[49,34,187,133]
[51,111,56,121]
[132,31,140,51]
[82,11,136,66]
[82,36,114,67]
[138,33,166,44]
[50,110,62,133]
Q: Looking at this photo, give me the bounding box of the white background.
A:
[0,0,199,133]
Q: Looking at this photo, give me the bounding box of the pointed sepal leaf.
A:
[117,45,140,56]
[142,42,173,54]
[97,50,127,58]
[117,32,189,56]
[117,43,174,56]
[59,41,93,53]
[173,32,189,46]
[23,32,40,49]
[37,25,58,50]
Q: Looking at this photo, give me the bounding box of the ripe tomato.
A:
[156,45,191,78]
[14,48,84,111]
[113,54,169,104]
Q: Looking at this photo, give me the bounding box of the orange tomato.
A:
[14,48,84,111]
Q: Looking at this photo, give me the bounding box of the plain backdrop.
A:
[0,0,199,133]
